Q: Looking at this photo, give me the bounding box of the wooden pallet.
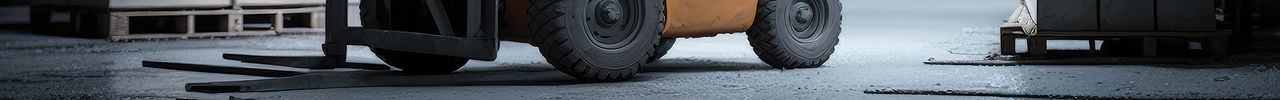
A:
[108,6,326,41]
[925,57,1205,66]
[999,4,1232,58]
[931,1,1258,66]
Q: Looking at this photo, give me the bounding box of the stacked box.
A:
[1027,0,1216,32]
[1099,0,1154,31]
[1156,0,1216,31]
[1030,0,1098,31]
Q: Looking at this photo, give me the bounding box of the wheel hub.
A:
[597,1,623,26]
[588,0,635,47]
[791,1,816,38]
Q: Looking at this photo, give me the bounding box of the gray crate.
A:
[1100,0,1154,31]
[1032,0,1098,31]
[1156,0,1215,31]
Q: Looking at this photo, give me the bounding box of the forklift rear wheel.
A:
[361,0,469,74]
[747,0,842,69]
[527,0,665,81]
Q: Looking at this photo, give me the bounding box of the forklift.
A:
[322,0,843,81]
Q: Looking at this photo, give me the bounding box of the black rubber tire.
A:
[648,38,677,63]
[527,0,665,81]
[361,0,469,74]
[747,0,842,69]
[370,49,469,74]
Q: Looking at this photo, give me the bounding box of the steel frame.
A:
[324,0,501,61]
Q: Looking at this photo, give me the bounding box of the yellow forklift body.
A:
[500,0,758,42]
[662,0,758,37]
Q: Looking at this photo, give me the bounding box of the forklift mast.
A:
[322,0,501,62]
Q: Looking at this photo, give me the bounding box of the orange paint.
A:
[662,0,757,38]
[501,0,759,41]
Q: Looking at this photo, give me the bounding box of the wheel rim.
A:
[791,2,814,34]
[584,0,643,50]
[787,0,829,42]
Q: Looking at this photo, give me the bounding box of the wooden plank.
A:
[1000,23,1023,34]
[102,5,327,41]
[186,15,195,34]
[310,12,324,28]
[228,14,244,32]
[1207,37,1230,58]
[240,7,324,15]
[111,6,323,17]
[1034,31,1231,38]
[231,0,242,9]
[1028,37,1047,56]
[109,14,129,36]
[109,31,276,41]
[273,12,284,30]
[1143,37,1158,57]
[109,0,233,10]
[1000,34,1018,55]
[1009,31,1025,35]
[1026,36,1118,40]
[72,12,81,33]
[924,57,1201,65]
[925,60,1019,66]
[1002,5,1030,35]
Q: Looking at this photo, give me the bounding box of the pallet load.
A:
[30,0,358,41]
[1001,0,1237,59]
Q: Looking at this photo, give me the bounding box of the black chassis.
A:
[322,0,501,62]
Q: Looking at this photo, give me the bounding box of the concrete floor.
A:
[1,0,1278,99]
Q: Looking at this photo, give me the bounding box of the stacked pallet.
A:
[1001,0,1233,58]
[30,0,358,41]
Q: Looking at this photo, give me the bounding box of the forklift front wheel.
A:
[527,0,665,81]
[648,38,677,63]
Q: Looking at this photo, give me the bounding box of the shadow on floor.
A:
[164,57,780,93]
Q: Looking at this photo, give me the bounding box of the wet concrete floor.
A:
[1,0,1278,99]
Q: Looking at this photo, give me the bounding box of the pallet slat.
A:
[111,7,324,16]
[110,31,276,41]
[1033,31,1230,38]
[107,7,326,41]
[925,57,1204,65]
